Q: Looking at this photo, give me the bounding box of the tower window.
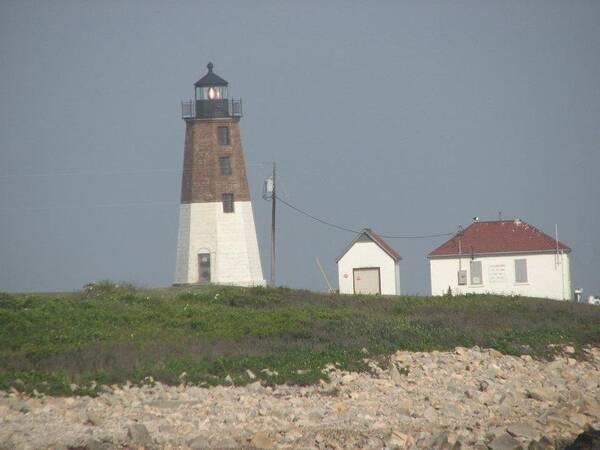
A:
[222,193,234,213]
[218,127,230,145]
[219,156,232,175]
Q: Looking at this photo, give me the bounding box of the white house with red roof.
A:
[337,228,401,295]
[428,219,572,300]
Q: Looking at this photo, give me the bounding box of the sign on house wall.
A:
[488,264,507,283]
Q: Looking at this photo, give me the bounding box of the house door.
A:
[353,268,381,295]
[198,253,211,284]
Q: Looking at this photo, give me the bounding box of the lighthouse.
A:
[175,63,265,286]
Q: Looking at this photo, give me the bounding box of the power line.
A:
[0,162,271,179]
[274,194,454,239]
[0,200,178,211]
[275,195,359,234]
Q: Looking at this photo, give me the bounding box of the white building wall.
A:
[338,242,400,295]
[175,201,265,286]
[429,252,571,300]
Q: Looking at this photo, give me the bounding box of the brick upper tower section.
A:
[180,117,251,203]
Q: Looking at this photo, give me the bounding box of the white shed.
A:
[428,219,572,300]
[337,228,401,295]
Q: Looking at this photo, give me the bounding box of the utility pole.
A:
[270,161,277,286]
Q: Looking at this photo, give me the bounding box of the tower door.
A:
[198,253,211,284]
[353,268,381,295]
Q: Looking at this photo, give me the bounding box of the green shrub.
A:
[0,286,598,396]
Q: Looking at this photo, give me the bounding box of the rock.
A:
[307,411,322,423]
[158,423,175,434]
[251,431,276,449]
[211,435,239,449]
[488,349,504,358]
[245,381,264,393]
[15,402,30,414]
[334,402,347,412]
[283,429,302,443]
[563,345,575,354]
[145,399,184,409]
[488,433,524,450]
[85,438,114,450]
[387,430,412,449]
[423,406,437,420]
[537,436,555,450]
[545,412,573,430]
[127,423,154,449]
[506,423,540,440]
[390,364,404,385]
[546,359,564,371]
[568,413,590,428]
[487,427,509,441]
[430,431,456,450]
[397,407,411,417]
[1,345,598,450]
[188,435,209,449]
[528,436,555,450]
[527,388,556,402]
[564,428,600,450]
[85,410,103,426]
[582,402,600,418]
[246,369,256,379]
[441,403,462,419]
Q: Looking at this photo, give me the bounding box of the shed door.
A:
[353,268,381,295]
[198,253,211,284]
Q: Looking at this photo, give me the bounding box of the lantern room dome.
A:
[194,62,228,87]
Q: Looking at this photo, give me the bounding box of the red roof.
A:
[428,220,571,257]
[366,229,402,261]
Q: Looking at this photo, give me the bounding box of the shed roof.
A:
[194,62,228,87]
[336,228,401,263]
[428,219,571,258]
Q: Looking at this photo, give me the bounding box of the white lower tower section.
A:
[175,201,265,286]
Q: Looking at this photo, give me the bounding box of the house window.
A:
[470,261,482,285]
[515,259,528,283]
[218,126,230,145]
[457,270,467,285]
[219,156,231,175]
[222,193,234,213]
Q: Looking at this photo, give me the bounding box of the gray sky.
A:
[1,0,599,295]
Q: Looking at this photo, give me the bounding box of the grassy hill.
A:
[1,282,599,396]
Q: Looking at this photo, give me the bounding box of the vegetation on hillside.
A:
[1,282,599,396]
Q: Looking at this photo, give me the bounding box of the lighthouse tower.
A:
[175,63,265,286]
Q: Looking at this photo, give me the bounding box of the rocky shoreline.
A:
[1,346,599,450]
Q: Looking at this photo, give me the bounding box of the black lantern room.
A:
[181,63,242,120]
[194,62,230,119]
